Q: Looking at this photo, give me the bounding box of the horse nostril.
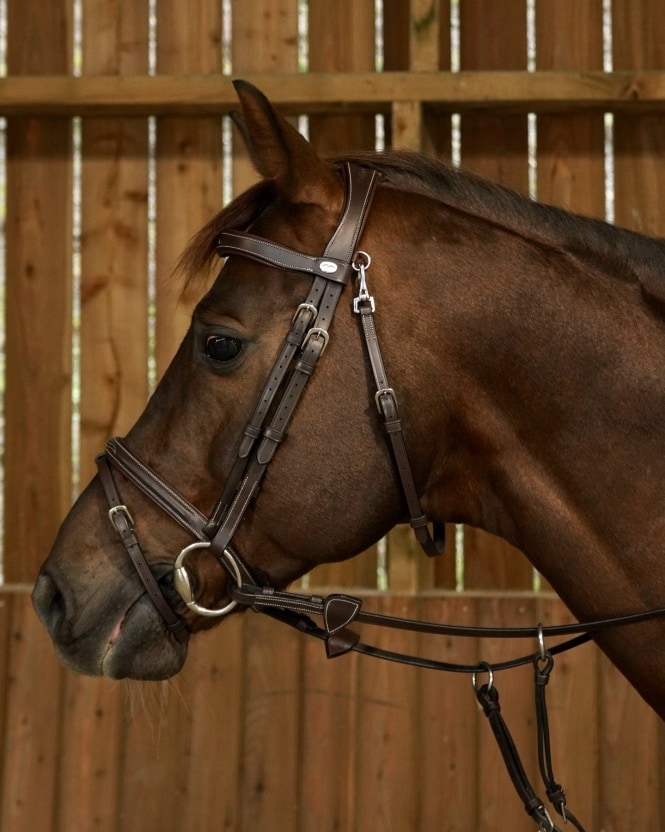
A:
[32,570,68,637]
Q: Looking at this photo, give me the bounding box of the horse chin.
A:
[55,596,189,681]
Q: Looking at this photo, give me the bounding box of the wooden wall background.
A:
[0,0,664,829]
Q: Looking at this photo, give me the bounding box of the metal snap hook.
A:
[352,250,371,271]
[352,250,375,313]
[173,541,242,618]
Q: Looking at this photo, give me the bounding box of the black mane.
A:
[179,149,665,309]
[338,150,665,308]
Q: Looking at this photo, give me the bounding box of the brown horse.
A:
[32,81,665,721]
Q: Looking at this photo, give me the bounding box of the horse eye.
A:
[205,335,243,363]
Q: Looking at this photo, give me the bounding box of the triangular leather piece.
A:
[325,627,360,658]
[323,594,361,634]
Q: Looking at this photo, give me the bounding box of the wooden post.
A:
[4,0,72,584]
[154,1,225,377]
[78,0,150,481]
[231,0,299,194]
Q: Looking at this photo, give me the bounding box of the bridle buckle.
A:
[301,327,330,355]
[108,504,134,532]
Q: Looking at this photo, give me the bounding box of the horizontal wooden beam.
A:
[1,71,665,117]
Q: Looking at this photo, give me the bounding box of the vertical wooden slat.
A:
[3,1,71,824]
[78,0,150,482]
[536,0,605,216]
[4,0,72,584]
[240,613,302,832]
[1,594,64,831]
[55,6,150,831]
[458,0,529,188]
[418,595,479,831]
[56,675,123,832]
[181,618,244,831]
[299,641,359,832]
[117,677,193,830]
[117,617,245,832]
[154,1,224,377]
[388,0,447,153]
[354,596,420,831]
[597,655,662,831]
[613,0,665,237]
[307,0,376,153]
[231,0,299,194]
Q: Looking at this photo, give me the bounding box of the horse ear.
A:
[231,79,343,209]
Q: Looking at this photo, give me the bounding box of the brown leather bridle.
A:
[96,162,443,640]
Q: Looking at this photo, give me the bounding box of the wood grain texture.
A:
[0,591,661,830]
[4,0,72,582]
[6,71,665,116]
[0,594,64,830]
[536,0,605,217]
[78,0,150,482]
[154,0,224,377]
[354,595,420,831]
[307,0,377,153]
[231,0,299,195]
[240,611,302,832]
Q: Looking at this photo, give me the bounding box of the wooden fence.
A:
[0,0,664,829]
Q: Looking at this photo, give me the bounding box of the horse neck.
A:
[396,203,665,590]
[391,205,665,715]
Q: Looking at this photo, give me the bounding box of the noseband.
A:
[96,162,443,638]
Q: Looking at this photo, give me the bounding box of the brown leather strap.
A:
[96,453,188,640]
[216,231,354,285]
[205,163,379,554]
[105,439,209,541]
[100,163,379,624]
[355,279,444,556]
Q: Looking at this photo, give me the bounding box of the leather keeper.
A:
[325,627,360,658]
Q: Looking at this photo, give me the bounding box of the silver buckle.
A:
[375,388,397,414]
[301,327,330,355]
[108,504,134,531]
[292,302,318,324]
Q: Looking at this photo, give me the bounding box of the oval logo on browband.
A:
[319,261,338,274]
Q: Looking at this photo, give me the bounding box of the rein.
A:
[94,161,665,832]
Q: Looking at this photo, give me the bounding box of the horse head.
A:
[32,82,441,679]
[32,83,665,722]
